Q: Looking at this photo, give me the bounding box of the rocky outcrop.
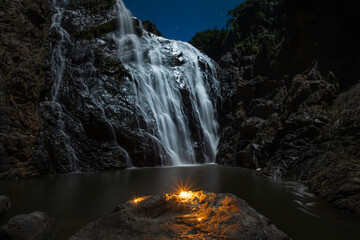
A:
[0,195,11,215]
[0,211,53,240]
[141,20,163,37]
[217,62,337,169]
[305,83,360,215]
[213,0,360,215]
[70,191,288,240]
[0,0,51,178]
[34,1,151,174]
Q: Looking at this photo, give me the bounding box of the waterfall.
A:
[48,0,81,171]
[115,0,220,165]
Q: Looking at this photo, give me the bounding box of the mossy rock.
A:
[99,56,129,82]
[74,19,117,40]
[68,0,116,14]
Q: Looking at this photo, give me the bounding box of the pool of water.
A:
[1,165,359,239]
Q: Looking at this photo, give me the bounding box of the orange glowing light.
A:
[132,196,148,204]
[198,218,202,221]
[179,191,193,199]
[172,176,197,198]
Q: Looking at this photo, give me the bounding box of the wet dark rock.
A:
[0,211,53,240]
[0,195,11,215]
[68,0,116,14]
[70,191,288,240]
[141,20,163,37]
[31,1,164,173]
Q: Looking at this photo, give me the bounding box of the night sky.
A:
[122,0,245,42]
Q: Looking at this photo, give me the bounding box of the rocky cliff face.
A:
[212,0,360,214]
[1,0,219,177]
[34,0,136,174]
[0,0,51,178]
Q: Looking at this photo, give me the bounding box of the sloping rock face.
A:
[0,0,51,178]
[70,191,288,240]
[34,0,137,174]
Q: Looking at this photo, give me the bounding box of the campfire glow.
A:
[179,191,193,199]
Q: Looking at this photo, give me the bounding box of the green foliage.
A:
[74,19,117,39]
[68,0,116,13]
[189,0,284,61]
[189,27,228,61]
[227,0,285,55]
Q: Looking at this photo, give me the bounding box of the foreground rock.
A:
[0,211,53,240]
[0,195,11,215]
[70,191,288,240]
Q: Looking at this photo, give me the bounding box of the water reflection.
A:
[0,165,359,240]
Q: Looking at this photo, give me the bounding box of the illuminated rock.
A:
[70,191,288,240]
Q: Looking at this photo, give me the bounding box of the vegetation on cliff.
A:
[189,27,227,62]
[190,0,284,61]
[225,0,284,55]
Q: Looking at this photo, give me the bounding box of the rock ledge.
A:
[70,191,288,240]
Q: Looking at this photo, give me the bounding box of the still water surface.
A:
[1,165,359,239]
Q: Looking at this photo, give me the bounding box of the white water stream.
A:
[115,0,219,165]
[48,0,219,169]
[49,0,80,171]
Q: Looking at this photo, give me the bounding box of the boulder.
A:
[239,117,264,139]
[248,99,278,119]
[70,191,288,240]
[0,211,53,240]
[0,195,11,215]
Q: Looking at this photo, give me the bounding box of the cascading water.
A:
[48,0,133,170]
[44,0,219,171]
[48,0,81,171]
[115,0,220,165]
